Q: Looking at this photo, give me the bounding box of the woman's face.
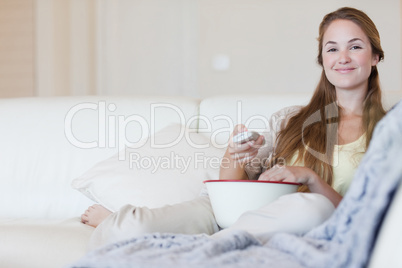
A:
[322,19,379,93]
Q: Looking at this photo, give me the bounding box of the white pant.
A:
[88,193,335,249]
[88,196,219,250]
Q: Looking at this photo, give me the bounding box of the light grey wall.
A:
[35,0,402,97]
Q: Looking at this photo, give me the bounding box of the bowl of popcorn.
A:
[204,180,300,228]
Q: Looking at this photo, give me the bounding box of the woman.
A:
[222,6,385,205]
[216,7,385,240]
[82,7,386,247]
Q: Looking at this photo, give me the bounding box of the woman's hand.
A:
[258,165,319,187]
[219,124,265,180]
[227,124,265,163]
[258,164,343,207]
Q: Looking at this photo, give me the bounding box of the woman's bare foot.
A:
[81,204,112,228]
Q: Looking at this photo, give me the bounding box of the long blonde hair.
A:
[271,7,386,190]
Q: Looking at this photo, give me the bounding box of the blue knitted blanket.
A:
[70,101,402,268]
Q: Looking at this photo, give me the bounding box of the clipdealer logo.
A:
[63,101,341,166]
[64,101,271,157]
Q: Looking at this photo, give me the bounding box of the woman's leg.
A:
[88,196,219,250]
[212,193,335,244]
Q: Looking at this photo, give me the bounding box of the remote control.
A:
[232,131,261,144]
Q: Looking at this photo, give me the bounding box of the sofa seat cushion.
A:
[0,218,93,268]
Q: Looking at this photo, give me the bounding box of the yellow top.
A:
[332,134,366,196]
[288,134,366,196]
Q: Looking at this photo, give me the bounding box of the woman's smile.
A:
[333,67,356,74]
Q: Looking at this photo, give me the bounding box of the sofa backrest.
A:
[1,92,401,219]
[198,94,311,146]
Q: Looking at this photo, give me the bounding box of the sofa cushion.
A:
[72,124,225,212]
[0,96,200,219]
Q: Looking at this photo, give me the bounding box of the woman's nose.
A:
[338,50,351,64]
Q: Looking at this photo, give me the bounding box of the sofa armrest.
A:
[369,180,402,267]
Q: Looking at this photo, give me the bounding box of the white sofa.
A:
[0,93,401,268]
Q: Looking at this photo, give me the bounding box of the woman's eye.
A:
[351,46,362,50]
[327,48,337,52]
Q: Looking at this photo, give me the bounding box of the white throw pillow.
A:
[72,124,224,212]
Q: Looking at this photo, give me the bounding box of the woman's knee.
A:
[229,192,335,238]
[263,193,335,228]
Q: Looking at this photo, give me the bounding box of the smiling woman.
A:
[321,19,380,145]
[76,7,391,251]
[322,20,380,95]
[218,7,387,240]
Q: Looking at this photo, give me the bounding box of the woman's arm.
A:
[258,165,343,207]
[219,124,265,180]
[219,106,302,181]
[219,148,249,180]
